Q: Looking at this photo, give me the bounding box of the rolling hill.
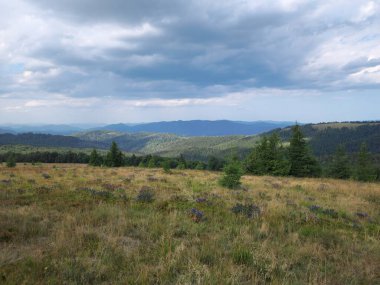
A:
[99,120,293,136]
[268,121,380,156]
[1,121,379,162]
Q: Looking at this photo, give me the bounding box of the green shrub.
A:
[219,159,243,189]
[232,248,253,266]
[136,187,155,203]
[6,154,16,168]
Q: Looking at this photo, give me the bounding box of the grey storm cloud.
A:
[0,0,380,119]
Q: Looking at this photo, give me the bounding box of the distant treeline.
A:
[0,149,225,171]
[272,124,380,156]
[2,125,380,182]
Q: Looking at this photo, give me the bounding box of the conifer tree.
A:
[89,149,103,166]
[6,153,16,168]
[105,141,124,167]
[245,133,290,176]
[148,157,156,168]
[288,125,320,177]
[328,145,350,179]
[162,160,171,173]
[177,154,187,169]
[219,157,243,189]
[356,143,375,182]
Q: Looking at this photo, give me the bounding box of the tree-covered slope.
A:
[269,122,380,156]
[101,120,293,136]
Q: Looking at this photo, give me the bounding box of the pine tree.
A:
[89,149,103,166]
[177,154,187,169]
[288,125,320,177]
[148,157,156,168]
[162,160,171,173]
[105,142,124,167]
[356,143,375,182]
[219,157,243,189]
[328,145,350,179]
[6,153,16,168]
[245,133,290,176]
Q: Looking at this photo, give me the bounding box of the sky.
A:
[0,0,379,124]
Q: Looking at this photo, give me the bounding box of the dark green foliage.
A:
[207,156,224,171]
[147,157,157,168]
[105,142,124,167]
[232,249,254,266]
[328,145,351,179]
[162,160,171,173]
[288,125,321,177]
[195,162,206,170]
[0,151,90,164]
[219,158,243,189]
[355,143,376,182]
[89,149,103,166]
[6,153,16,167]
[245,133,290,176]
[176,154,187,169]
[271,122,380,156]
[231,203,261,218]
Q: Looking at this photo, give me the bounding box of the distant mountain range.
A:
[98,120,294,136]
[0,121,379,162]
[0,120,294,136]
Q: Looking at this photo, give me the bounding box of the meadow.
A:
[0,164,379,284]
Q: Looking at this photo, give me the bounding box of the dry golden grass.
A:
[0,163,379,284]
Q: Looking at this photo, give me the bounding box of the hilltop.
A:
[0,164,379,284]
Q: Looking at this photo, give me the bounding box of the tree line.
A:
[2,126,379,182]
[1,142,224,171]
[244,125,379,182]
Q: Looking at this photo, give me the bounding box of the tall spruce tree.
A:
[245,133,290,176]
[356,143,375,182]
[89,149,103,166]
[6,153,16,168]
[328,145,351,179]
[105,142,124,167]
[288,125,320,177]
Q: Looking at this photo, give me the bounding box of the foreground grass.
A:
[0,164,379,284]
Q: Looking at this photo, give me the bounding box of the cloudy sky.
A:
[0,0,379,124]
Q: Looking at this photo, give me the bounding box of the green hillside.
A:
[2,121,380,162]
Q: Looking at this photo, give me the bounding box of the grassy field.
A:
[0,164,379,284]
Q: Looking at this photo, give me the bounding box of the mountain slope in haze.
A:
[0,125,85,135]
[268,121,380,156]
[0,133,103,149]
[2,121,380,162]
[73,131,258,160]
[101,120,293,136]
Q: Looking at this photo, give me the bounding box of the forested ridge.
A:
[0,122,379,163]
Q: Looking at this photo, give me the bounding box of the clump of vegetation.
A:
[41,173,51,179]
[89,149,103,166]
[162,160,171,173]
[6,153,16,168]
[328,144,351,179]
[189,208,204,222]
[245,133,290,176]
[355,143,377,182]
[231,203,261,218]
[136,186,155,203]
[288,124,321,177]
[232,248,254,265]
[105,142,124,167]
[219,158,243,189]
[308,205,339,218]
